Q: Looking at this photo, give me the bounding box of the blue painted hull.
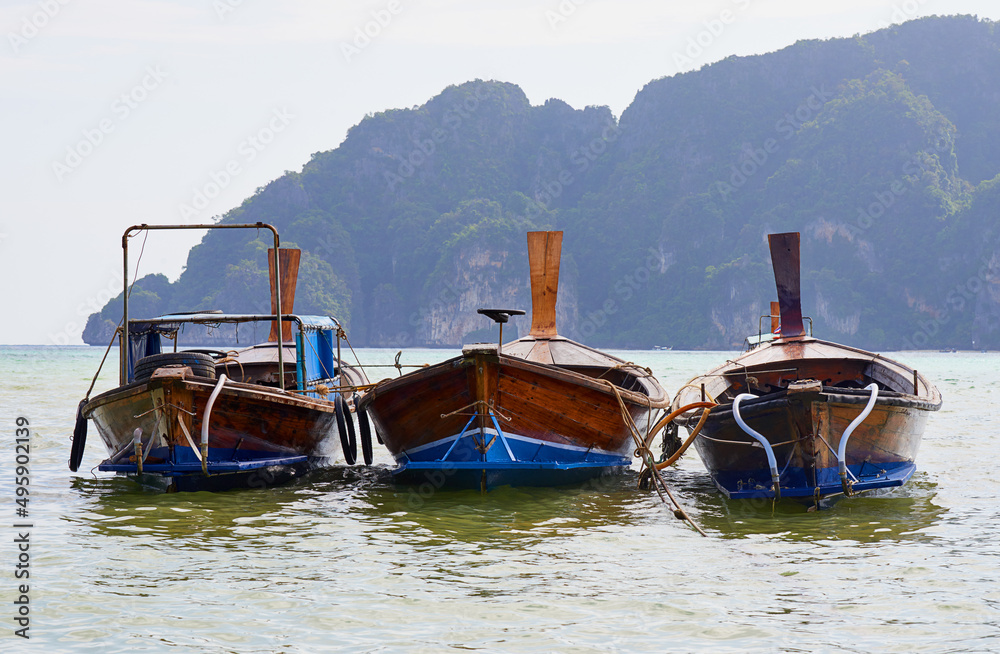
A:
[98,445,315,491]
[391,425,631,489]
[714,460,917,499]
[360,345,666,491]
[85,372,344,493]
[690,388,931,501]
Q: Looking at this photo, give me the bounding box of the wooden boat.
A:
[71,223,369,492]
[356,231,670,490]
[670,232,942,501]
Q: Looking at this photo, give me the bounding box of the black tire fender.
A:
[134,352,217,382]
[355,394,374,465]
[69,399,88,472]
[335,394,357,465]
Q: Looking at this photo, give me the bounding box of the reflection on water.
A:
[71,466,654,550]
[6,347,998,653]
[355,472,649,546]
[676,470,946,543]
[70,466,375,545]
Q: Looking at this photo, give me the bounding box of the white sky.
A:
[1,0,997,344]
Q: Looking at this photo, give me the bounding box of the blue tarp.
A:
[127,314,342,387]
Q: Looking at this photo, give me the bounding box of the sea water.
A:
[0,346,997,653]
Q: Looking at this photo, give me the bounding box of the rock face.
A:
[84,17,1000,350]
[82,314,118,347]
[407,241,579,346]
[973,249,1000,348]
[420,244,527,345]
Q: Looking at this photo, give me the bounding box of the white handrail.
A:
[838,383,879,494]
[200,374,229,475]
[733,393,781,499]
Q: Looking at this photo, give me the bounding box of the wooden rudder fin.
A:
[268,248,301,343]
[768,232,805,338]
[527,231,563,338]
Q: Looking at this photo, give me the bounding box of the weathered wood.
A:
[769,232,805,338]
[86,372,341,461]
[364,350,657,461]
[358,230,667,488]
[673,232,941,499]
[527,231,562,339]
[268,248,301,343]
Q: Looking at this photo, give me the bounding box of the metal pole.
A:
[121,227,137,384]
[119,222,284,387]
[269,228,284,390]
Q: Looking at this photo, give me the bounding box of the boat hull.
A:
[360,348,658,489]
[692,388,928,499]
[84,367,341,491]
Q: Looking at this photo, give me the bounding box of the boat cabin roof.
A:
[503,335,632,368]
[123,313,354,389]
[674,336,941,406]
[130,313,340,334]
[500,335,666,403]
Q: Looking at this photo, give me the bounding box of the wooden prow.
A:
[268,248,301,343]
[767,232,806,338]
[527,231,563,338]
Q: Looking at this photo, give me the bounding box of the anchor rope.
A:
[601,380,707,537]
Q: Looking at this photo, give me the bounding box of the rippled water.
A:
[1,346,998,652]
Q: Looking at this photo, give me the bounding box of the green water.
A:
[0,347,997,652]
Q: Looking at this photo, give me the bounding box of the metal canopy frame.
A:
[120,222,285,388]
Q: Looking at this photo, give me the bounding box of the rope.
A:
[216,351,245,382]
[336,328,394,382]
[84,323,121,401]
[643,401,718,450]
[439,400,512,422]
[697,434,806,448]
[674,383,717,403]
[601,380,706,537]
[654,407,711,470]
[287,382,378,396]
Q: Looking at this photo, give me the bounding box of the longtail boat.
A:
[71,223,369,492]
[356,231,669,490]
[670,232,941,501]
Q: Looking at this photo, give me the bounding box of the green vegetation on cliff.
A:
[85,16,1000,350]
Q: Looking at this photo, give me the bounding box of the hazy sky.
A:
[2,0,997,345]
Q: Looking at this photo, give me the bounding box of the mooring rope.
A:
[654,407,712,470]
[602,380,707,537]
[83,324,121,402]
